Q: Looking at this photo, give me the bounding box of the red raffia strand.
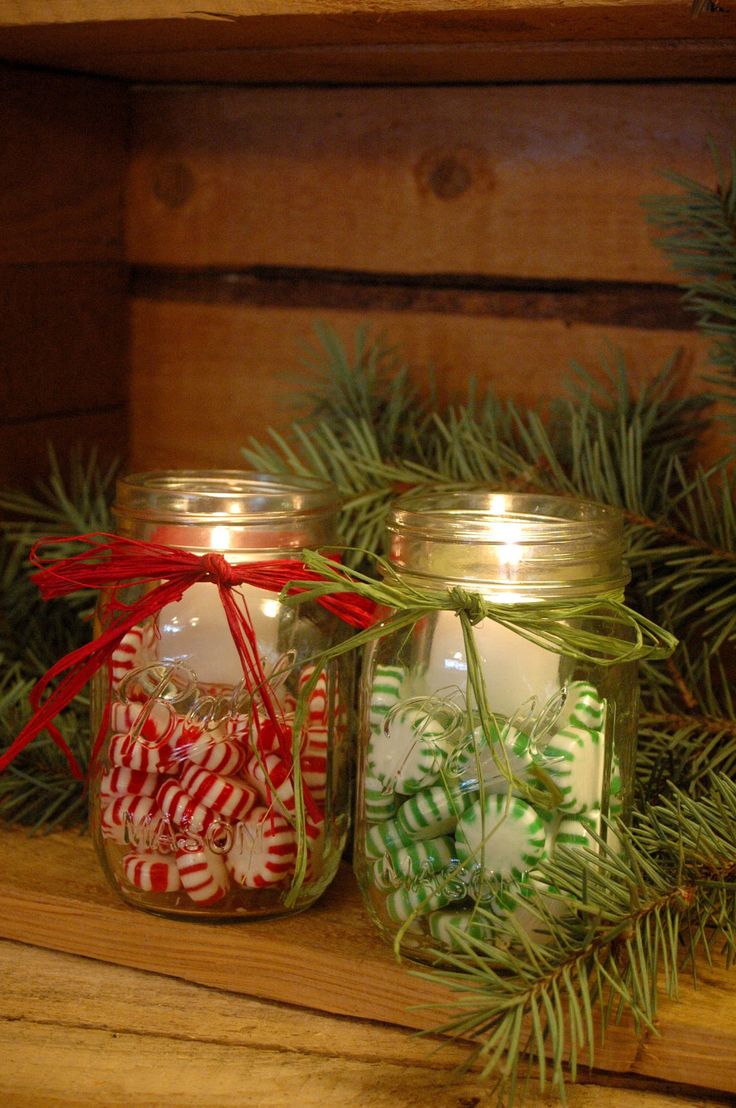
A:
[1,533,377,783]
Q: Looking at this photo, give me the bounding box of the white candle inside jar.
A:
[156,581,283,687]
[420,608,562,721]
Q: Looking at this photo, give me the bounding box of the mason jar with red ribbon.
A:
[3,471,375,920]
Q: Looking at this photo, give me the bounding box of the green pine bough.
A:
[1,149,735,1103]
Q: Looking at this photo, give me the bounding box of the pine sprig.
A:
[644,146,736,423]
[0,448,116,827]
[411,775,736,1103]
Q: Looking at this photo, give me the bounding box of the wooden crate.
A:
[0,2,735,482]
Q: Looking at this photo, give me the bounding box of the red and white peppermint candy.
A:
[226,807,297,888]
[303,724,329,758]
[100,794,167,848]
[301,753,328,803]
[123,851,181,893]
[244,752,296,815]
[100,766,159,801]
[298,665,331,726]
[176,844,229,905]
[111,623,156,688]
[110,700,175,746]
[183,733,245,777]
[156,779,216,834]
[157,715,209,773]
[109,732,171,774]
[179,763,257,821]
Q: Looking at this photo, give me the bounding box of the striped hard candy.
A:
[368,664,405,734]
[123,850,181,894]
[109,699,175,746]
[181,732,245,777]
[297,664,333,727]
[427,909,495,952]
[542,724,604,813]
[226,806,297,888]
[100,766,160,801]
[455,794,548,880]
[179,763,257,821]
[448,721,535,795]
[110,623,156,689]
[100,794,167,849]
[374,835,455,889]
[395,785,471,841]
[558,681,606,733]
[175,844,230,905]
[553,814,599,852]
[156,779,216,835]
[109,731,171,774]
[384,874,455,923]
[364,775,399,822]
[243,752,295,816]
[368,706,455,795]
[300,753,327,803]
[364,817,414,860]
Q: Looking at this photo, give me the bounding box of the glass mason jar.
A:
[89,470,352,920]
[354,490,639,960]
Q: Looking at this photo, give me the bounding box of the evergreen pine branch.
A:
[644,146,736,421]
[412,775,736,1104]
[0,448,116,827]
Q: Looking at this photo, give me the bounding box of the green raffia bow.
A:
[283,549,679,666]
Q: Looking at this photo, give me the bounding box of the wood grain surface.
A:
[4,940,734,1108]
[1,825,736,1102]
[126,84,735,283]
[128,298,710,472]
[0,2,734,84]
[0,67,128,487]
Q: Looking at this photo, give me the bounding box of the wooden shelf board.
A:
[1,825,736,1097]
[0,3,734,83]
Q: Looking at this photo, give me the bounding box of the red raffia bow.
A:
[1,533,376,780]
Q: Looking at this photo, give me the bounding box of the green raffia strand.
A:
[281,549,678,667]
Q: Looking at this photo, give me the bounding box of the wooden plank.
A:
[128,298,710,472]
[126,83,736,283]
[1,826,736,1097]
[0,4,733,84]
[0,66,127,264]
[0,408,127,488]
[0,264,128,422]
[2,940,732,1108]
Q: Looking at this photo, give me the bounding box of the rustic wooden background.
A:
[0,7,731,489]
[1,61,734,486]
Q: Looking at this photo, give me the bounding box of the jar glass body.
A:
[89,471,352,920]
[354,491,638,960]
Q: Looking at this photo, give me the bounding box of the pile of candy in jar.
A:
[361,661,622,952]
[96,622,338,912]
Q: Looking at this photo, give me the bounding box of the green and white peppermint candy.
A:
[427,909,495,952]
[553,813,599,852]
[368,664,405,734]
[558,680,606,732]
[449,720,535,795]
[396,785,471,841]
[373,835,455,891]
[385,873,454,923]
[364,774,399,822]
[542,724,604,814]
[368,704,458,795]
[365,817,414,860]
[455,794,548,880]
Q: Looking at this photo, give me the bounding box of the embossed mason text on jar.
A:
[89,470,352,920]
[354,491,642,960]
